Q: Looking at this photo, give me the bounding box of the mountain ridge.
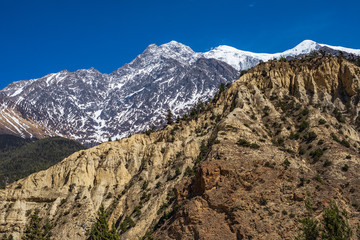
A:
[1,40,359,146]
[1,56,360,239]
[3,39,360,90]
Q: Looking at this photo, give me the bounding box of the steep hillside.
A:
[1,56,360,239]
[0,135,86,188]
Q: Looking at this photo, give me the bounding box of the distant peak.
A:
[293,40,319,49]
[283,40,321,55]
[298,39,317,45]
[159,41,192,52]
[74,67,100,74]
[161,40,184,46]
[213,45,242,52]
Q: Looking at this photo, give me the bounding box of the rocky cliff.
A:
[1,56,360,239]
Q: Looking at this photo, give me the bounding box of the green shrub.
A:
[323,159,332,167]
[342,164,349,172]
[333,108,345,123]
[299,148,306,155]
[340,140,350,148]
[295,217,320,240]
[277,138,284,146]
[304,131,317,143]
[259,197,267,206]
[314,174,324,184]
[283,159,291,169]
[175,168,181,176]
[119,216,135,233]
[298,121,309,132]
[290,132,301,140]
[184,166,195,177]
[318,119,326,125]
[309,148,324,161]
[301,108,309,116]
[322,201,352,239]
[2,234,14,240]
[331,133,340,142]
[236,139,250,147]
[250,143,260,149]
[142,181,148,190]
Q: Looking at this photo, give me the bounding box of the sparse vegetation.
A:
[342,164,349,172]
[309,148,324,161]
[236,139,260,149]
[314,174,324,184]
[259,197,267,206]
[184,166,195,176]
[303,131,317,143]
[318,119,326,125]
[298,121,309,132]
[119,216,135,234]
[296,201,353,240]
[22,209,52,240]
[323,159,332,167]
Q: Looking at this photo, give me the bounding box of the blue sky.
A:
[1,0,360,89]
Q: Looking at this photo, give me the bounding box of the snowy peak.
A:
[203,40,360,70]
[139,40,199,65]
[1,39,359,146]
[282,40,321,56]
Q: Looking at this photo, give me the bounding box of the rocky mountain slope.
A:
[0,41,238,146]
[1,56,360,239]
[1,40,359,146]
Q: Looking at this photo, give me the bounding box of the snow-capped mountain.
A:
[0,41,238,145]
[204,40,360,70]
[1,40,359,145]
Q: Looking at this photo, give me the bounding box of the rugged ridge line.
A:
[1,40,359,146]
[1,56,360,239]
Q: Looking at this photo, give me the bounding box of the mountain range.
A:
[1,40,359,146]
[1,55,360,239]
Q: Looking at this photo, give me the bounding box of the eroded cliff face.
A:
[0,123,207,239]
[1,56,360,240]
[153,56,360,239]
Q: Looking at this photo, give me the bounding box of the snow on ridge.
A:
[319,43,360,55]
[202,40,360,70]
[2,39,359,145]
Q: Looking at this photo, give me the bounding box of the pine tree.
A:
[321,201,352,240]
[3,234,14,240]
[296,200,353,240]
[166,109,173,125]
[22,209,52,240]
[89,205,119,240]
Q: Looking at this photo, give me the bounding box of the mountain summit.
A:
[204,40,360,70]
[0,40,359,145]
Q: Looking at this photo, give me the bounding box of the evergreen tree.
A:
[296,200,353,240]
[218,83,225,94]
[321,201,352,240]
[89,205,119,240]
[3,234,14,240]
[166,109,173,125]
[22,209,52,240]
